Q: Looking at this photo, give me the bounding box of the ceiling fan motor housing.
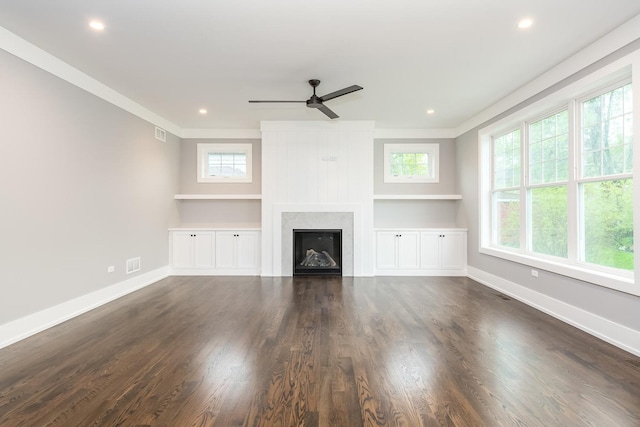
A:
[306,96,322,108]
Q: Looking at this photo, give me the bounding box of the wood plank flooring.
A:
[1,276,639,426]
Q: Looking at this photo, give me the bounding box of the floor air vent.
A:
[126,257,141,274]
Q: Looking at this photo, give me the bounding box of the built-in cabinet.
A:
[170,193,466,276]
[215,231,260,270]
[170,229,261,275]
[375,228,467,276]
[375,231,421,270]
[420,231,466,270]
[172,231,216,269]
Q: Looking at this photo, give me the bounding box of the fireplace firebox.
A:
[293,229,342,276]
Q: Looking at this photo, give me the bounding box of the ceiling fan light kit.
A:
[249,79,363,119]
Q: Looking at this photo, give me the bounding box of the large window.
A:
[480,76,635,294]
[528,110,569,259]
[579,83,634,270]
[492,130,521,248]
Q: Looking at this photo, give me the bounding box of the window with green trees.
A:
[492,130,521,249]
[488,80,633,274]
[579,83,633,270]
[528,110,569,259]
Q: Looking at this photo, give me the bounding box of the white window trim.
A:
[478,54,639,296]
[197,143,252,183]
[383,143,439,183]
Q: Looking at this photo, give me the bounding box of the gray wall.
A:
[179,138,261,194]
[176,138,262,227]
[374,138,457,195]
[177,199,261,227]
[373,138,460,228]
[0,49,180,324]
[455,41,640,331]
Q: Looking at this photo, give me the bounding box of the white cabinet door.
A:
[397,232,420,269]
[215,232,237,269]
[440,232,465,270]
[376,231,420,270]
[172,232,194,268]
[172,231,215,269]
[193,232,216,268]
[376,232,398,269]
[420,230,466,270]
[420,232,441,269]
[236,232,259,269]
[215,231,260,270]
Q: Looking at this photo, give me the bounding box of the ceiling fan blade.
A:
[319,85,363,102]
[248,100,306,103]
[317,104,339,119]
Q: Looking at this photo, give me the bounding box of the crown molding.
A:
[4,11,639,143]
[0,25,182,137]
[180,128,261,139]
[455,13,640,138]
[374,128,457,139]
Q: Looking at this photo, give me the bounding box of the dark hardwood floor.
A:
[0,276,639,426]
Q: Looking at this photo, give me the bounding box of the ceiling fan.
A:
[249,79,363,119]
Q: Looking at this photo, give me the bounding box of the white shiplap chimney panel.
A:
[261,121,375,276]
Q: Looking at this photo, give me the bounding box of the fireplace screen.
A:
[293,229,342,276]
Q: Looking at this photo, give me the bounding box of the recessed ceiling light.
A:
[518,18,533,29]
[89,20,105,31]
[426,109,435,115]
[199,108,208,114]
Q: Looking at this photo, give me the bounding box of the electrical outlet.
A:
[531,269,538,277]
[107,266,115,273]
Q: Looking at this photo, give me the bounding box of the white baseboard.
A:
[0,266,169,350]
[467,266,640,357]
[375,268,467,277]
[169,268,261,276]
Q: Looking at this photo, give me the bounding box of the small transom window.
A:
[383,143,439,183]
[197,143,252,183]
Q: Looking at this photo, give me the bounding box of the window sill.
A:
[479,246,637,296]
[374,194,461,200]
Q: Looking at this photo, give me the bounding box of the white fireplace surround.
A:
[273,204,363,276]
[260,121,375,277]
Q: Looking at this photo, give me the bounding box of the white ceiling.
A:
[1,0,639,131]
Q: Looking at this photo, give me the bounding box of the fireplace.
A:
[293,229,342,276]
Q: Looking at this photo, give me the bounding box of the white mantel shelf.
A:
[373,194,462,200]
[174,194,262,200]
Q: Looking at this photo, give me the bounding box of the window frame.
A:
[383,143,439,183]
[479,60,637,296]
[196,143,253,183]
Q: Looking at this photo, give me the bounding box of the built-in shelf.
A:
[174,194,262,200]
[373,194,462,200]
[169,225,261,231]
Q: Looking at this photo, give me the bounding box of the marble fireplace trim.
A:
[273,204,361,276]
